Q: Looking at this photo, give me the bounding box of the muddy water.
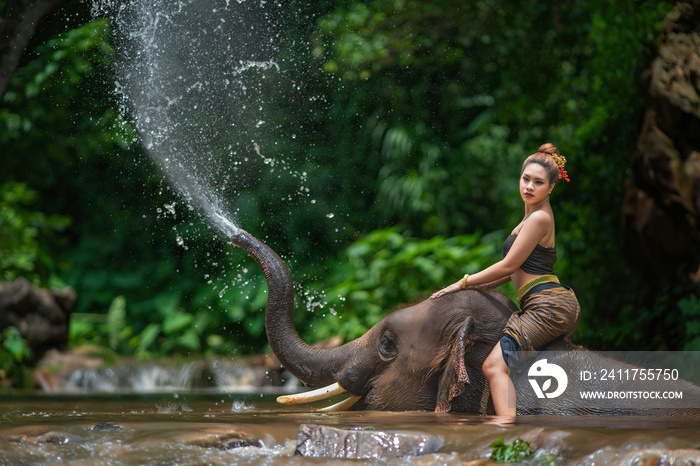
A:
[1,393,700,465]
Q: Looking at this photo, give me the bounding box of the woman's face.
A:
[520,163,552,205]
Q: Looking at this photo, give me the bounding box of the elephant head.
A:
[231,229,517,413]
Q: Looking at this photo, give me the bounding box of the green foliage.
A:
[0,182,70,284]
[542,0,674,348]
[0,327,33,389]
[2,14,268,358]
[1,17,121,151]
[1,327,31,364]
[490,436,535,463]
[309,0,678,350]
[308,226,510,342]
[1,0,686,362]
[681,293,700,350]
[312,0,534,236]
[71,293,228,359]
[107,295,127,351]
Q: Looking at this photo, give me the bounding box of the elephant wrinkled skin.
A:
[231,229,514,413]
[231,229,700,415]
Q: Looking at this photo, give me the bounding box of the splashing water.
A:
[212,211,240,237]
[92,0,292,237]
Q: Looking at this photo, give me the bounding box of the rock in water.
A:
[181,429,262,450]
[587,448,700,465]
[294,424,443,459]
[91,422,122,431]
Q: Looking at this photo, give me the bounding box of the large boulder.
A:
[0,277,75,357]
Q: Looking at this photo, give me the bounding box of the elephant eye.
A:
[378,331,398,361]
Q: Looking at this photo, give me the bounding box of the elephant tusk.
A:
[317,396,361,412]
[277,382,347,404]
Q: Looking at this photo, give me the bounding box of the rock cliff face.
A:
[623,0,700,286]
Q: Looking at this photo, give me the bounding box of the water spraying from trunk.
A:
[92,0,294,236]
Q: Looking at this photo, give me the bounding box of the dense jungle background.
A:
[2,0,700,388]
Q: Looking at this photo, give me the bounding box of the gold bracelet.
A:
[461,274,470,289]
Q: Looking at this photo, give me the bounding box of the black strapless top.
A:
[503,234,557,275]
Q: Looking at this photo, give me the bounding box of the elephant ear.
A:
[435,316,475,413]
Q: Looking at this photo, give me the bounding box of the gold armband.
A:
[461,274,470,289]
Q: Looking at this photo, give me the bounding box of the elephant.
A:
[231,229,700,415]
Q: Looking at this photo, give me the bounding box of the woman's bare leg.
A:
[483,342,516,416]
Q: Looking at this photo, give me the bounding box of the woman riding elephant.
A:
[431,143,581,417]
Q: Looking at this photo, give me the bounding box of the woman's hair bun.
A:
[537,143,559,156]
[522,143,569,184]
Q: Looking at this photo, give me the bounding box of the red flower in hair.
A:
[551,152,570,182]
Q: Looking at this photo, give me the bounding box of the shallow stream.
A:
[2,392,700,465]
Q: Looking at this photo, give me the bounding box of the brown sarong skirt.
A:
[503,281,581,352]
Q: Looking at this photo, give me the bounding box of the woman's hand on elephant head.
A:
[430,280,463,300]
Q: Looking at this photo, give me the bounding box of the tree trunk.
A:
[0,0,65,98]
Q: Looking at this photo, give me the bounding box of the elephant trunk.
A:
[231,230,349,388]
